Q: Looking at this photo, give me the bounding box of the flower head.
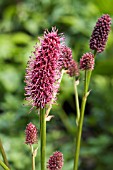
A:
[59,46,79,77]
[25,122,38,145]
[90,14,111,53]
[47,151,64,170]
[25,27,64,109]
[80,52,94,70]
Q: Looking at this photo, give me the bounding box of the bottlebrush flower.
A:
[47,151,64,170]
[80,52,94,70]
[25,27,64,109]
[90,14,111,53]
[59,46,79,77]
[25,122,38,145]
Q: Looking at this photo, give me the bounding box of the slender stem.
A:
[73,70,87,170]
[40,108,46,170]
[0,160,10,170]
[31,145,35,170]
[0,139,10,169]
[73,50,97,170]
[74,78,80,126]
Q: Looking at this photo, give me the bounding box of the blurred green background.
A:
[0,0,113,170]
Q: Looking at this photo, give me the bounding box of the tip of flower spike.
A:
[25,122,38,145]
[44,27,58,38]
[47,151,64,170]
[90,14,111,53]
[80,52,94,70]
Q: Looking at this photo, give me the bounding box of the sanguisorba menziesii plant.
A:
[24,27,78,170]
[24,14,111,170]
[0,14,111,170]
[73,14,111,170]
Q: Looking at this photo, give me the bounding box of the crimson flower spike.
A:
[47,151,64,170]
[25,27,79,110]
[80,52,94,70]
[59,46,79,77]
[90,14,111,53]
[25,122,38,145]
[25,27,64,109]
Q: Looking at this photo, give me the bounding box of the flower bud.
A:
[47,151,64,170]
[80,52,94,70]
[25,122,38,145]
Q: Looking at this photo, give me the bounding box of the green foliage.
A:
[0,0,113,170]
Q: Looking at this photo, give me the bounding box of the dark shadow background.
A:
[0,0,113,170]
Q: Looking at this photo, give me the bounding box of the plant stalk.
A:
[73,50,97,170]
[40,108,46,170]
[0,139,9,169]
[0,160,10,170]
[31,145,35,170]
[73,70,88,170]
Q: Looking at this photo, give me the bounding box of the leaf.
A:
[0,35,15,59]
[0,66,20,92]
[12,32,31,45]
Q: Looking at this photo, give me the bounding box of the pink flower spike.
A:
[90,14,111,53]
[80,52,94,70]
[25,27,64,109]
[47,151,64,170]
[59,46,79,77]
[25,122,38,145]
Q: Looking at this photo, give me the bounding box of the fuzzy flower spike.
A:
[90,14,111,53]
[25,27,64,109]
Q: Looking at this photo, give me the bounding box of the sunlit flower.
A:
[25,27,80,110]
[25,27,64,109]
[90,14,111,53]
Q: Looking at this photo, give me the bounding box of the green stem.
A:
[73,51,97,170]
[0,139,10,169]
[0,160,10,170]
[40,108,46,170]
[74,78,80,126]
[73,70,88,170]
[31,145,35,170]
